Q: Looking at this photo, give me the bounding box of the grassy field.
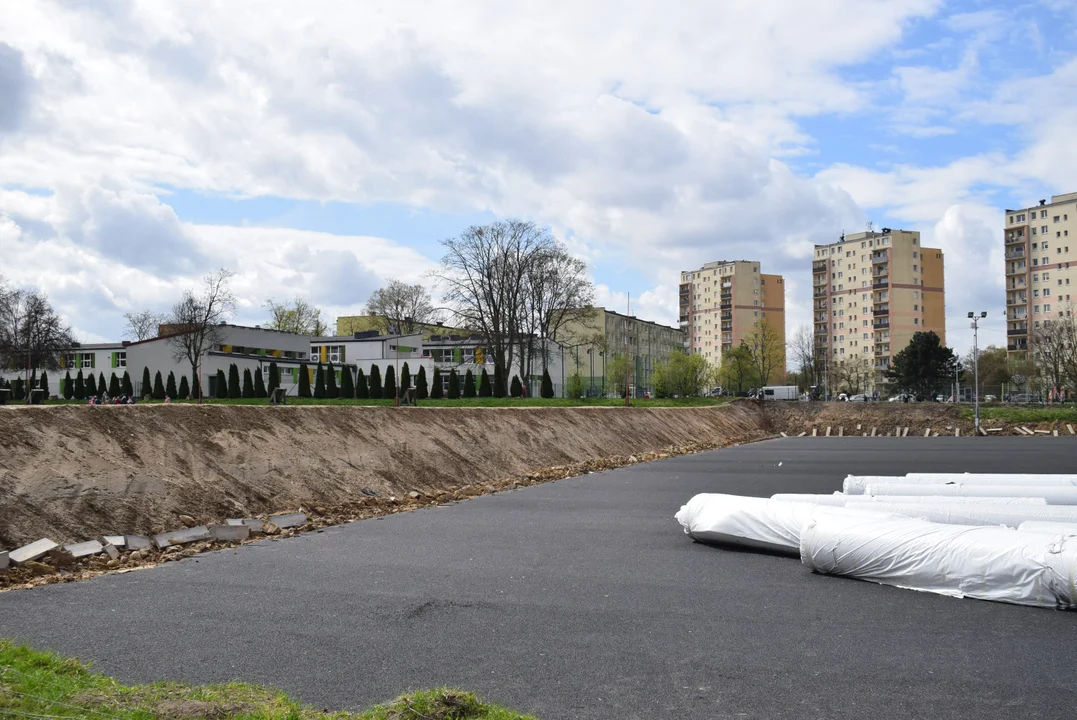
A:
[0,639,538,720]
[970,405,1077,423]
[27,396,734,408]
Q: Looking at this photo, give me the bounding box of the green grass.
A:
[0,639,538,719]
[969,405,1077,424]
[33,396,733,408]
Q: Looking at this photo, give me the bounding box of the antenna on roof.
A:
[865,221,874,233]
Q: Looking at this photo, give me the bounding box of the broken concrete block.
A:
[870,427,877,437]
[125,535,152,551]
[11,539,59,565]
[955,428,960,437]
[209,524,251,542]
[837,426,843,437]
[1053,430,1059,437]
[154,526,211,548]
[103,543,120,560]
[226,518,264,532]
[779,432,788,438]
[825,426,831,437]
[0,551,8,570]
[1068,424,1075,435]
[797,431,807,437]
[63,540,104,559]
[101,535,126,547]
[811,428,817,437]
[268,512,306,529]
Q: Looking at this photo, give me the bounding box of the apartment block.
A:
[678,260,786,367]
[1004,192,1077,356]
[812,229,945,392]
[556,307,684,397]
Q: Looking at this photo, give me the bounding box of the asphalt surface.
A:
[2,437,1077,719]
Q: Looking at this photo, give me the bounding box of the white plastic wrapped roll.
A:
[843,495,1047,506]
[866,483,1077,505]
[869,502,1077,528]
[844,474,1077,495]
[800,514,1077,609]
[905,473,1077,484]
[1018,521,1077,537]
[674,494,896,556]
[770,493,847,506]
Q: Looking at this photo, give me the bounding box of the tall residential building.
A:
[678,260,786,369]
[1004,192,1077,357]
[812,229,945,392]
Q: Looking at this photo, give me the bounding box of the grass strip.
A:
[0,640,538,720]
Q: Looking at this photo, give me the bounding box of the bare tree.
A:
[123,310,164,341]
[363,280,440,336]
[834,358,872,394]
[0,276,75,400]
[744,318,784,386]
[789,325,816,387]
[434,220,558,377]
[1030,311,1077,399]
[166,269,236,400]
[264,296,327,335]
[517,243,594,381]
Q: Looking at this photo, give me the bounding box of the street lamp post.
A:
[968,311,987,433]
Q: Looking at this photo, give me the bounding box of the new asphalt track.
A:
[2,437,1076,719]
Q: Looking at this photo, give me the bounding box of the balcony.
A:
[813,261,827,272]
[721,323,733,332]
[873,318,890,328]
[872,252,888,263]
[813,276,828,287]
[872,280,888,289]
[1005,249,1026,259]
[814,288,828,298]
[1006,265,1026,276]
[1005,234,1025,246]
[873,306,889,316]
[814,314,828,323]
[1007,278,1027,289]
[1007,328,1028,336]
[1006,296,1027,306]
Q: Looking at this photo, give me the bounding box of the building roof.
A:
[1005,192,1077,213]
[66,343,127,351]
[310,333,421,343]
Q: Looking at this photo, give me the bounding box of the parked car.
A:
[848,394,869,402]
[983,394,997,402]
[888,393,917,403]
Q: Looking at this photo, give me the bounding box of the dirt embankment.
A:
[763,402,1076,437]
[0,403,772,549]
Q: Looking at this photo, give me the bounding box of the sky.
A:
[2,0,1076,357]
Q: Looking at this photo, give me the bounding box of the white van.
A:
[759,385,798,401]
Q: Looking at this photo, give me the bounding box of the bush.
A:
[416,366,428,399]
[97,373,107,397]
[430,368,443,399]
[447,369,460,399]
[141,367,152,399]
[166,371,178,398]
[479,368,492,397]
[384,364,397,400]
[540,368,554,398]
[510,374,523,397]
[267,362,280,394]
[12,377,24,401]
[153,371,166,400]
[216,369,228,399]
[298,363,311,397]
[339,366,354,398]
[566,373,585,399]
[121,371,133,397]
[63,371,73,400]
[368,365,383,399]
[493,364,507,398]
[242,368,254,398]
[326,362,338,399]
[314,363,326,399]
[400,362,411,392]
[73,370,85,400]
[226,364,240,399]
[355,368,369,399]
[178,375,190,399]
[109,373,121,397]
[463,368,476,397]
[40,371,50,398]
[253,368,267,398]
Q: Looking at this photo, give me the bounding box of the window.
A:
[912,264,917,272]
[1042,210,1048,218]
[1055,216,1061,222]
[1044,272,1050,280]
[914,318,919,325]
[1033,274,1039,281]
[913,304,919,311]
[1034,305,1041,313]
[1044,242,1050,249]
[1045,289,1051,296]
[913,251,918,258]
[1034,289,1040,297]
[1043,226,1049,233]
[1033,259,1039,266]
[1045,304,1051,312]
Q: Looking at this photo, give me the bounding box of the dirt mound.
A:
[0,403,770,549]
[762,402,970,436]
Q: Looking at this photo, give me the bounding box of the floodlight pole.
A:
[968,312,986,433]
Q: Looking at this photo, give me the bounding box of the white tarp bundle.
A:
[800,514,1077,609]
[770,493,847,506]
[1019,521,1077,537]
[906,473,1077,484]
[844,474,1077,495]
[674,494,895,556]
[842,495,1046,506]
[866,483,1077,505]
[863,502,1077,528]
